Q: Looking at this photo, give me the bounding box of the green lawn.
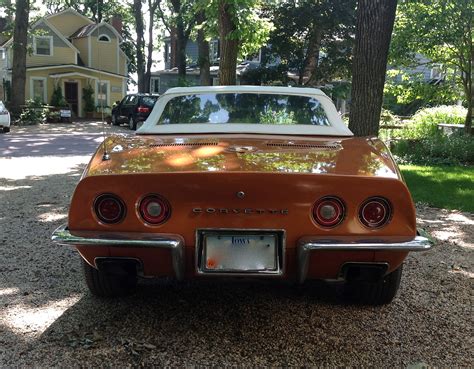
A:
[400,165,474,213]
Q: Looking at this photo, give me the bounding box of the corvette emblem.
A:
[192,207,289,215]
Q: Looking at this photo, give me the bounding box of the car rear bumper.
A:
[52,225,433,283]
[296,229,433,283]
[51,224,185,280]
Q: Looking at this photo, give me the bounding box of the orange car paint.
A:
[69,134,416,280]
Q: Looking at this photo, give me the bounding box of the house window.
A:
[33,36,53,56]
[164,42,171,65]
[430,64,443,80]
[210,40,219,62]
[96,80,109,108]
[150,77,160,94]
[0,49,4,60]
[30,77,47,103]
[98,34,111,42]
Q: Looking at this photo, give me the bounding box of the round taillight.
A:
[139,195,170,225]
[359,197,391,228]
[94,194,126,224]
[312,196,345,228]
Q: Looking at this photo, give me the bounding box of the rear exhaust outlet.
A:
[94,257,141,277]
[341,263,389,283]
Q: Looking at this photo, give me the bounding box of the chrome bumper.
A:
[51,224,185,281]
[296,229,434,284]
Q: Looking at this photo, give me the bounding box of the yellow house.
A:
[2,8,128,117]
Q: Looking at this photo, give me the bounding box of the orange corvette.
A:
[52,86,432,305]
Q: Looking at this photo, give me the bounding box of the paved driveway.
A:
[0,123,472,367]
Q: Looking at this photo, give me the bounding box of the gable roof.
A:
[45,8,95,25]
[70,22,123,42]
[3,18,80,54]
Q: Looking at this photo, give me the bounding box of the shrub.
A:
[392,134,474,165]
[400,105,467,140]
[50,85,67,107]
[19,98,47,125]
[82,84,95,113]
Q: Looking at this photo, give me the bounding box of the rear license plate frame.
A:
[196,229,285,276]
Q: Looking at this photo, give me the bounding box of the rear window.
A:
[140,96,158,107]
[157,93,330,126]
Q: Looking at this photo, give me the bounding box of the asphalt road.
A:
[0,123,472,367]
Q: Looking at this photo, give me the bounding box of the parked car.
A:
[111,93,159,130]
[52,86,433,305]
[0,101,10,133]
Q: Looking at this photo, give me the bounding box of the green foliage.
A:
[259,109,295,125]
[400,164,474,212]
[399,105,467,140]
[266,0,355,84]
[199,0,273,58]
[82,84,95,113]
[239,64,289,85]
[393,134,473,166]
[390,0,473,126]
[50,85,67,107]
[383,70,463,115]
[19,98,47,124]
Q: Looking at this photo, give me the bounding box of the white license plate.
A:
[203,233,277,272]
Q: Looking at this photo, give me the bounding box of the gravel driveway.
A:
[0,123,472,367]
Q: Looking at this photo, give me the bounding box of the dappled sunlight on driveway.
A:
[0,156,90,180]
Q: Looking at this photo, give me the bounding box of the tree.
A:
[133,0,146,92]
[157,0,197,79]
[10,0,29,115]
[211,0,272,85]
[349,0,398,137]
[390,0,473,134]
[267,0,356,86]
[196,10,211,85]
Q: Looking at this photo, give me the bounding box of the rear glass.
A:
[157,93,330,126]
[141,96,158,107]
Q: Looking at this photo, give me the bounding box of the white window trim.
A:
[30,77,48,103]
[245,48,262,63]
[150,77,160,94]
[209,40,219,62]
[33,36,54,57]
[95,80,110,108]
[430,63,443,79]
[98,34,111,43]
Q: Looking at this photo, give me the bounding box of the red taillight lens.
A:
[137,106,150,113]
[359,197,391,228]
[94,194,126,224]
[312,196,345,228]
[139,195,170,225]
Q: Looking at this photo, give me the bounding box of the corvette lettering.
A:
[192,207,289,215]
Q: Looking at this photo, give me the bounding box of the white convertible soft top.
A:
[138,85,353,136]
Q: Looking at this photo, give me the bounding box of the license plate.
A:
[202,233,277,272]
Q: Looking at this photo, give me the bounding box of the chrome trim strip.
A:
[195,228,286,277]
[297,229,434,284]
[51,224,185,281]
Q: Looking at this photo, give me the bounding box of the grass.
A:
[399,165,474,213]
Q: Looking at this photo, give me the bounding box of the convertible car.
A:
[52,86,432,305]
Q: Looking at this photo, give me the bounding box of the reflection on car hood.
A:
[85,134,400,179]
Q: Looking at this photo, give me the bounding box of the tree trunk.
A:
[349,0,398,137]
[218,0,238,85]
[144,0,159,93]
[303,26,322,86]
[133,0,146,92]
[10,0,29,116]
[197,12,211,86]
[175,19,187,78]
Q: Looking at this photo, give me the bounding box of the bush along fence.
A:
[380,105,472,166]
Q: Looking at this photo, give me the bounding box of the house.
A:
[0,8,128,117]
[149,36,263,95]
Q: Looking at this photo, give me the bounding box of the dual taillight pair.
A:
[313,196,391,229]
[94,194,170,225]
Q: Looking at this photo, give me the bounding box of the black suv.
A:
[111,93,159,130]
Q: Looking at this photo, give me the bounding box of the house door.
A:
[64,82,79,116]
